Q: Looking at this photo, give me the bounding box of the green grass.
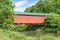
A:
[0,29,11,40]
[0,29,27,40]
[36,34,59,40]
[0,29,60,40]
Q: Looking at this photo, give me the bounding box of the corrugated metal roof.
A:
[15,11,46,16]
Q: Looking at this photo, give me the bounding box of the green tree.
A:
[0,0,15,29]
[25,0,60,14]
[45,13,60,33]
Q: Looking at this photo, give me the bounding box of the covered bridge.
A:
[14,12,46,24]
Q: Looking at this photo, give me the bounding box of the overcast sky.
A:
[12,0,39,12]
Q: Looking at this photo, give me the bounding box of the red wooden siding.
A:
[14,15,45,24]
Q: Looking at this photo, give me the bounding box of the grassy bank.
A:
[0,29,60,40]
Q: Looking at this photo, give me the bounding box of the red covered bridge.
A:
[14,12,46,24]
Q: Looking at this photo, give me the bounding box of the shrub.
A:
[12,24,28,31]
[45,13,60,32]
[45,28,57,33]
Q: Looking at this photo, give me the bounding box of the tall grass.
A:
[0,29,60,40]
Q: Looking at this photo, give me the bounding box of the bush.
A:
[45,13,60,32]
[45,28,57,33]
[12,24,28,31]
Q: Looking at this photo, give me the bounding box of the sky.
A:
[12,0,39,12]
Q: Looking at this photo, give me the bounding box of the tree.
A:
[0,0,15,29]
[25,0,60,14]
[25,0,45,13]
[45,13,60,33]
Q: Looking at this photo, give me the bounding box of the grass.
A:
[0,29,11,40]
[0,29,60,40]
[0,29,27,40]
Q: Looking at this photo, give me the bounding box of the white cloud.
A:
[14,7,26,12]
[27,0,39,7]
[14,0,27,12]
[15,0,27,7]
[14,0,39,12]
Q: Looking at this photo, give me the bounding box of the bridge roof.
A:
[15,11,46,16]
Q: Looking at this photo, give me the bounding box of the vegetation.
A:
[24,0,60,33]
[0,0,60,40]
[0,29,60,40]
[45,13,60,33]
[0,0,15,29]
[25,0,60,14]
[12,24,28,31]
[0,29,26,40]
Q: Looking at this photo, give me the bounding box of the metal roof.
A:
[15,11,46,16]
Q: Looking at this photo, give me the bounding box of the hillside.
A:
[25,0,60,14]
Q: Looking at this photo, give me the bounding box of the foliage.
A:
[25,24,44,31]
[25,0,60,14]
[0,0,15,29]
[10,24,44,31]
[45,13,60,32]
[38,34,57,40]
[12,24,28,31]
[0,29,27,40]
[0,29,60,40]
[25,0,60,33]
